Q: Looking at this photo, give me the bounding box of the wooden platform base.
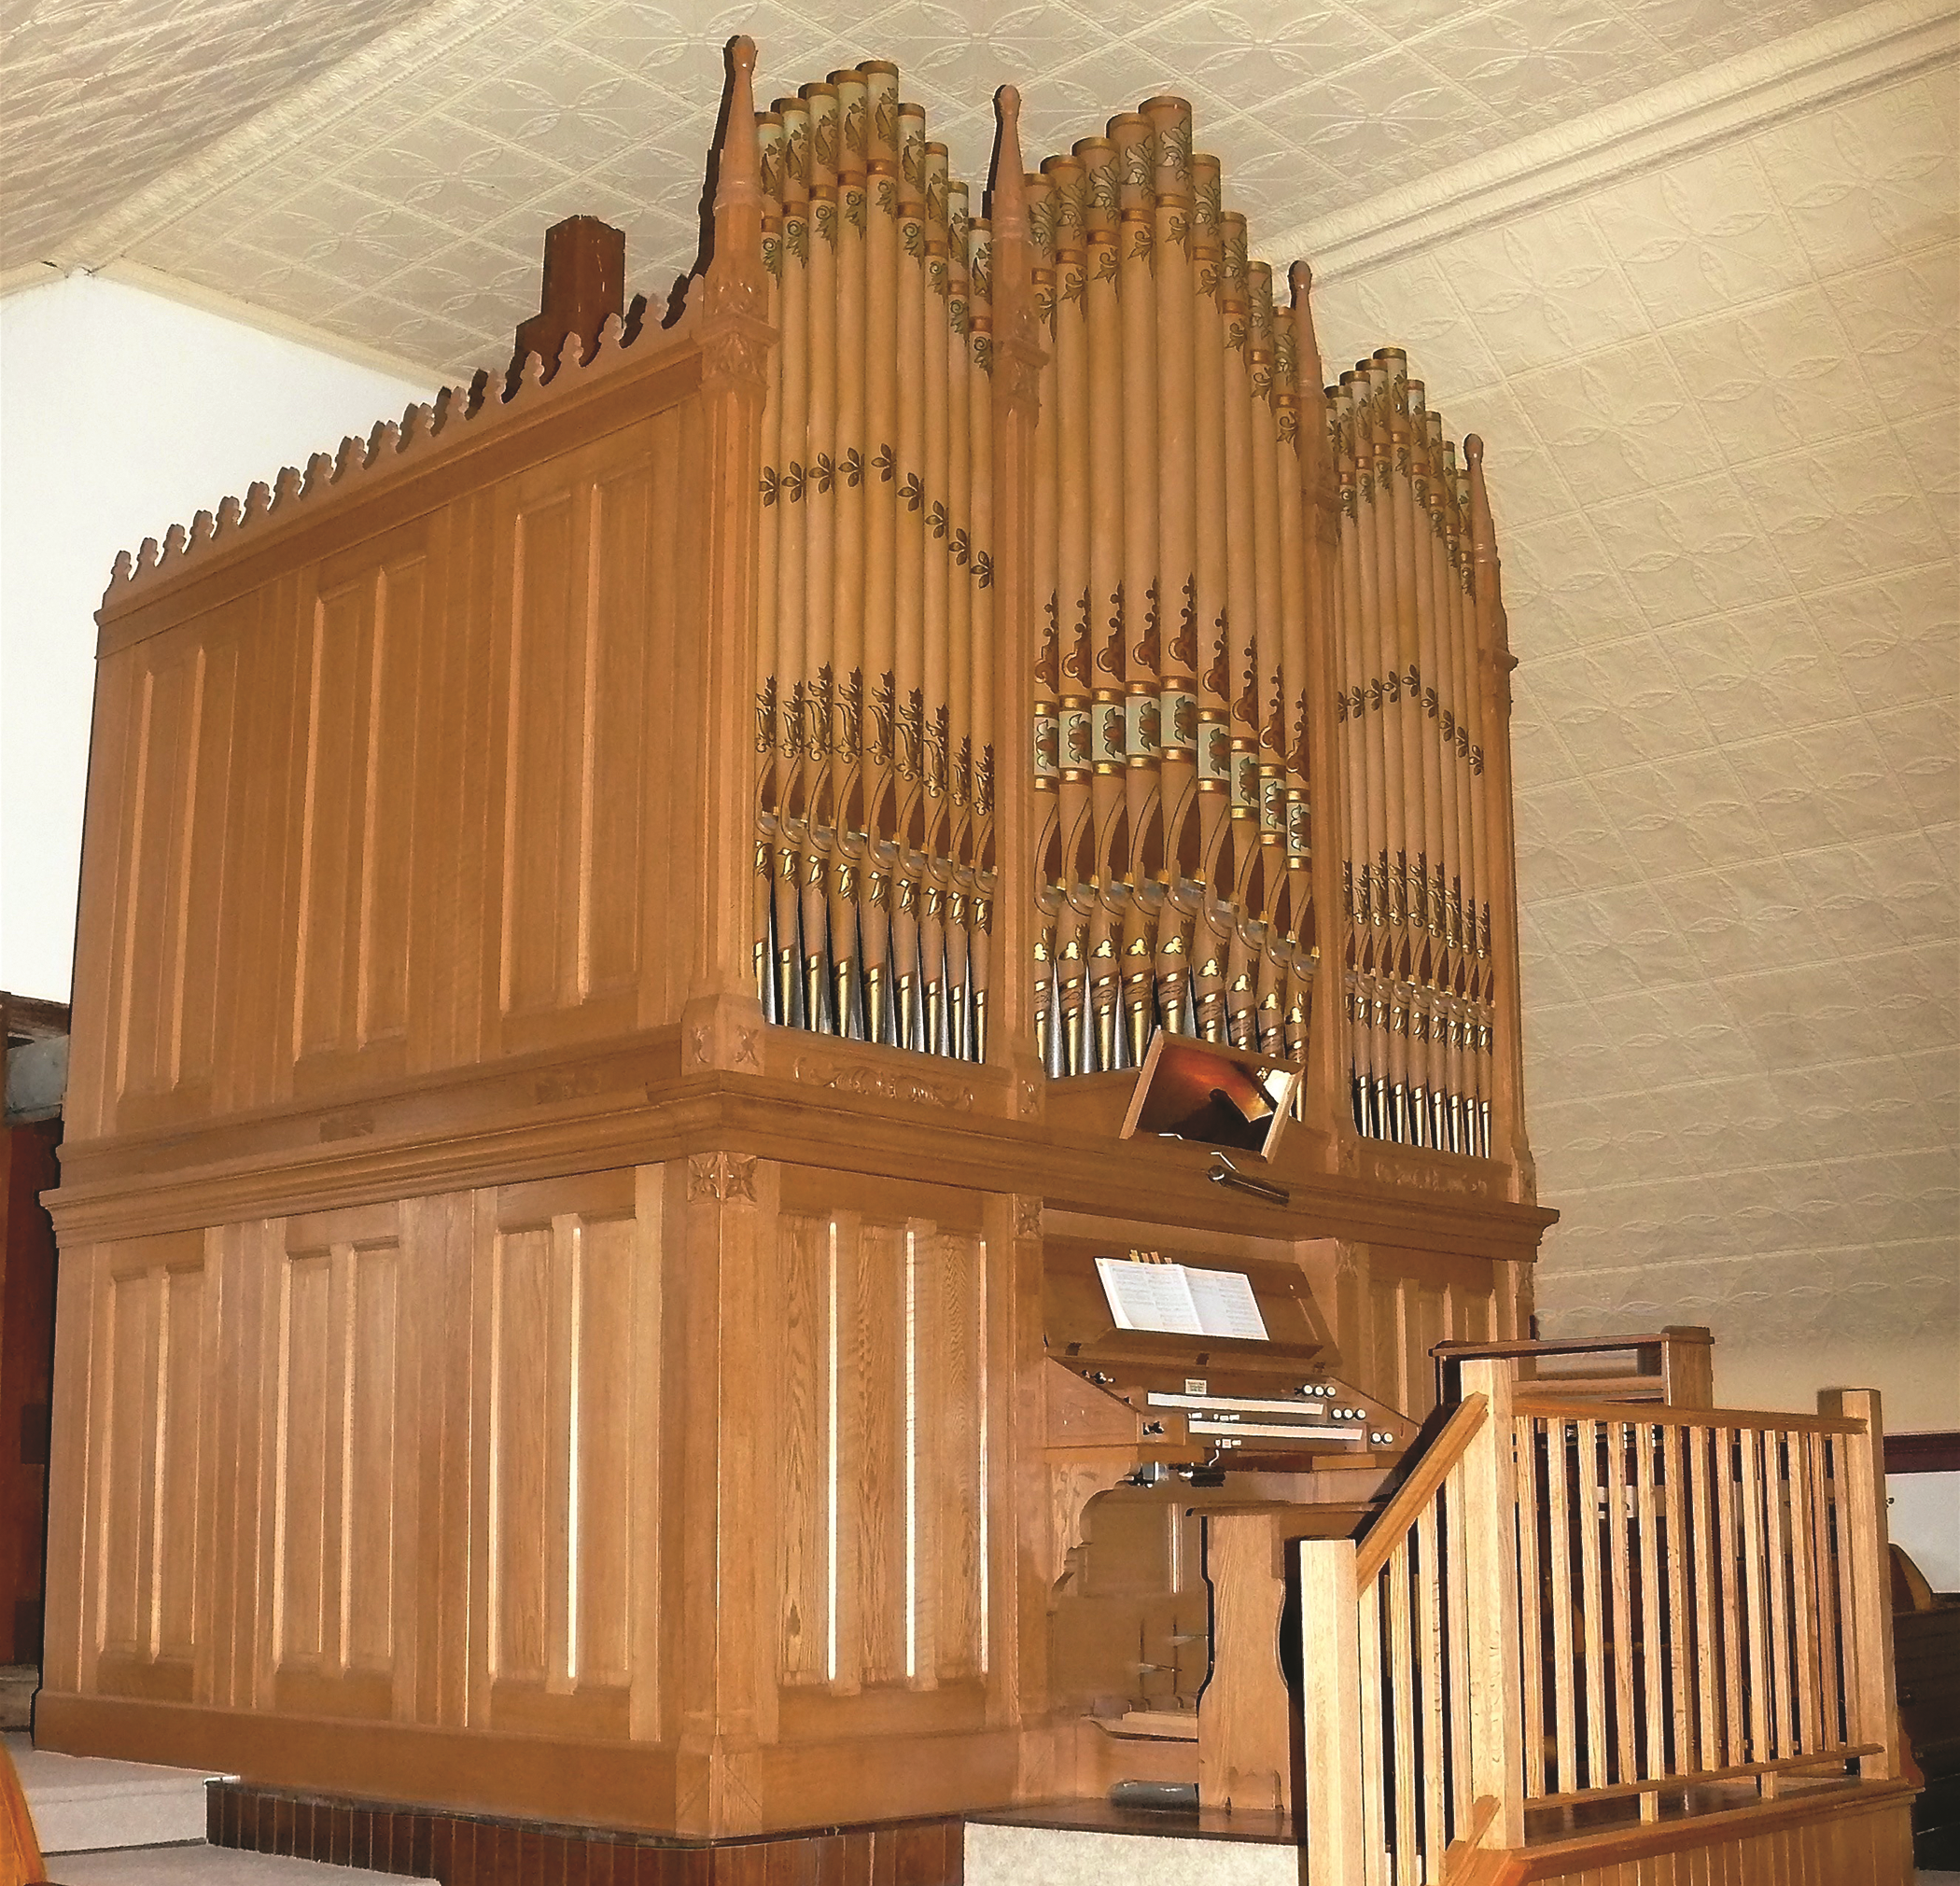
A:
[204,1774,1913,1886]
[205,1781,964,1885]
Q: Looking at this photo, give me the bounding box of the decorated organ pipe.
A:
[747,54,1522,1160]
[753,66,996,1058]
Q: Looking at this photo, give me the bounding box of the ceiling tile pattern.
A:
[2,2,1953,1374]
[1309,66,1958,1355]
[8,0,1861,378]
[1,0,432,267]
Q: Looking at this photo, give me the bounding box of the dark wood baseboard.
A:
[206,1781,964,1885]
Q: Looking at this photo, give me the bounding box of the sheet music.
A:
[1095,1258,1269,1342]
[1181,1265,1269,1341]
[1095,1257,1204,1334]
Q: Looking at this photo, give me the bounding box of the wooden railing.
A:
[1434,1326,1715,1410]
[1297,1362,1899,1886]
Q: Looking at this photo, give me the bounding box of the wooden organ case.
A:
[41,40,1555,1843]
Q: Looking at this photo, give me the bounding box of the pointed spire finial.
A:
[705,34,765,317]
[716,35,761,214]
[989,85,1026,242]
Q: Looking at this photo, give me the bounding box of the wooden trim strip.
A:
[1356,1394,1489,1582]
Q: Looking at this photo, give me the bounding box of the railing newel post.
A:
[1456,1356,1525,1848]
[1297,1537,1367,1886]
[1818,1387,1897,1781]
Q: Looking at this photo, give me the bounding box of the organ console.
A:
[40,35,1554,1853]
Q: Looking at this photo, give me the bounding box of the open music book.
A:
[1094,1257,1269,1342]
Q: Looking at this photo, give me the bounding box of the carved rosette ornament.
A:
[688,1152,759,1203]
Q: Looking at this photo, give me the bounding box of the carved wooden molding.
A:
[791,1055,974,1114]
[1360,1148,1497,1200]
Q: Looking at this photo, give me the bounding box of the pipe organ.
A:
[748,70,1517,1160]
[43,35,1550,1853]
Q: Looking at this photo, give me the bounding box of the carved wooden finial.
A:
[988,85,1027,242]
[717,36,761,207]
[1289,260,1335,497]
[1464,434,1491,554]
[703,35,765,317]
[512,216,627,383]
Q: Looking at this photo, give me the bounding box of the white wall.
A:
[1890,1470,1960,1593]
[0,272,431,1003]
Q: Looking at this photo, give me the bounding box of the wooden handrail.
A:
[1529,1744,1883,1809]
[1513,1397,1864,1434]
[1355,1393,1488,1584]
[1435,1334,1681,1359]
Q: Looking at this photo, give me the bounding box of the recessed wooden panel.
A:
[497,440,660,1031]
[777,1211,832,1687]
[924,1228,986,1683]
[273,1233,399,1714]
[484,1194,652,1732]
[96,1254,204,1676]
[113,632,240,1121]
[772,1192,992,1700]
[293,537,429,1071]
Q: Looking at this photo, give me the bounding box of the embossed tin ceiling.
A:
[2,0,1955,1379]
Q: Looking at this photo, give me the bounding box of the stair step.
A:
[51,1845,393,1883]
[7,1732,216,1853]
